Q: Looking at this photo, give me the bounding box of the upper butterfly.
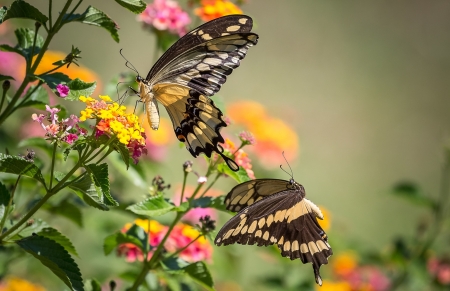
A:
[135,15,258,172]
[215,178,332,286]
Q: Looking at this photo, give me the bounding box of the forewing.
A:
[147,15,254,81]
[151,33,258,96]
[215,192,332,286]
[224,179,294,212]
[153,83,238,171]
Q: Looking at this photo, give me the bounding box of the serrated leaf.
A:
[2,1,48,24]
[17,219,50,238]
[0,181,11,221]
[103,227,146,255]
[127,195,175,217]
[392,181,436,208]
[184,261,214,290]
[0,154,46,186]
[0,75,14,81]
[63,6,119,43]
[38,72,71,91]
[64,78,96,101]
[38,227,79,257]
[16,235,84,291]
[43,199,83,227]
[85,163,118,206]
[69,174,109,211]
[191,196,228,213]
[115,0,146,14]
[14,28,44,60]
[217,163,251,184]
[85,279,102,291]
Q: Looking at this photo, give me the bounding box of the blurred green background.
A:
[2,0,450,290]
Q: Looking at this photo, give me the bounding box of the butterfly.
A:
[215,178,332,286]
[134,15,258,171]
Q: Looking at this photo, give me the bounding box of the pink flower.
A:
[45,105,60,123]
[128,137,148,164]
[56,84,69,97]
[45,123,60,136]
[65,133,79,144]
[137,0,191,36]
[428,256,450,285]
[239,131,256,145]
[31,113,45,123]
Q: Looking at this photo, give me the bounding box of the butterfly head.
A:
[136,75,146,85]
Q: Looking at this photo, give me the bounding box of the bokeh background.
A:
[1,0,450,290]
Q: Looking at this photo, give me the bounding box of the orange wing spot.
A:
[177,135,186,142]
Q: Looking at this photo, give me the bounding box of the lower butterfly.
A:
[215,178,332,286]
[130,15,258,172]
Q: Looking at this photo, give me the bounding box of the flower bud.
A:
[2,80,10,92]
[35,21,41,29]
[183,160,193,173]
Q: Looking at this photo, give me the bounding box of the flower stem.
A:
[28,23,40,72]
[0,176,21,237]
[36,63,66,77]
[48,0,53,30]
[164,235,202,261]
[49,143,58,189]
[199,173,220,198]
[180,171,188,205]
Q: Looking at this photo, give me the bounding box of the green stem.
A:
[48,0,53,30]
[199,173,220,198]
[0,83,7,114]
[49,143,58,189]
[65,0,83,24]
[84,137,116,164]
[37,63,66,77]
[0,176,21,236]
[180,171,188,205]
[28,24,40,72]
[164,235,202,260]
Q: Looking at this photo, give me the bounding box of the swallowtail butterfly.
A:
[215,178,332,286]
[135,15,258,171]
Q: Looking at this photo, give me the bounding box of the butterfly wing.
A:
[215,191,332,286]
[153,83,239,171]
[224,179,295,212]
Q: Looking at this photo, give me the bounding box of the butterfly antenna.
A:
[280,151,294,179]
[119,49,140,76]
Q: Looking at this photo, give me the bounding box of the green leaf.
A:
[127,195,175,217]
[184,261,214,291]
[63,6,119,43]
[0,181,11,222]
[85,163,118,206]
[1,1,48,24]
[38,72,71,91]
[218,163,251,184]
[115,0,146,14]
[392,181,436,208]
[16,85,49,110]
[69,174,109,211]
[114,142,130,169]
[0,75,14,81]
[103,227,146,255]
[65,78,96,101]
[18,137,52,157]
[161,257,190,274]
[17,219,50,238]
[37,227,79,257]
[43,199,83,227]
[15,28,44,59]
[108,154,147,189]
[16,235,84,291]
[0,154,46,186]
[0,6,7,22]
[85,279,102,291]
[191,196,228,213]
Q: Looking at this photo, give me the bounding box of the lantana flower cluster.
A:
[221,137,255,179]
[195,0,243,22]
[32,105,86,144]
[117,219,212,263]
[79,95,147,163]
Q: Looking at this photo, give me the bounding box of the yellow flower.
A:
[124,218,166,234]
[318,206,331,231]
[99,95,112,102]
[332,252,358,277]
[316,280,352,291]
[181,225,207,244]
[0,276,46,291]
[195,0,243,22]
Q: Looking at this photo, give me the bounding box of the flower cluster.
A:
[428,255,450,286]
[79,95,147,163]
[318,252,391,291]
[137,0,191,36]
[0,276,46,291]
[221,138,255,179]
[32,105,86,144]
[195,0,243,22]
[227,100,299,168]
[117,219,213,263]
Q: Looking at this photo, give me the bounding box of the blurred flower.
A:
[165,223,213,262]
[317,206,331,231]
[238,131,256,146]
[141,116,174,162]
[56,83,69,97]
[197,176,207,184]
[316,280,351,291]
[227,100,299,168]
[0,276,46,291]
[195,0,243,22]
[221,138,255,179]
[183,160,193,172]
[79,95,147,163]
[333,252,358,277]
[138,0,191,36]
[0,51,25,90]
[428,256,450,285]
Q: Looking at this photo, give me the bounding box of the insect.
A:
[133,15,258,171]
[215,163,332,285]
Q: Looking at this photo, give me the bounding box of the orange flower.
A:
[317,205,331,231]
[195,0,243,22]
[0,277,46,291]
[221,137,255,178]
[140,115,175,162]
[332,252,358,277]
[227,100,299,168]
[316,280,352,291]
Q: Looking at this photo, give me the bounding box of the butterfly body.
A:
[215,178,332,286]
[135,15,258,171]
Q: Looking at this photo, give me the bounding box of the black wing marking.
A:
[215,191,332,286]
[224,179,296,212]
[146,15,254,81]
[153,83,238,171]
